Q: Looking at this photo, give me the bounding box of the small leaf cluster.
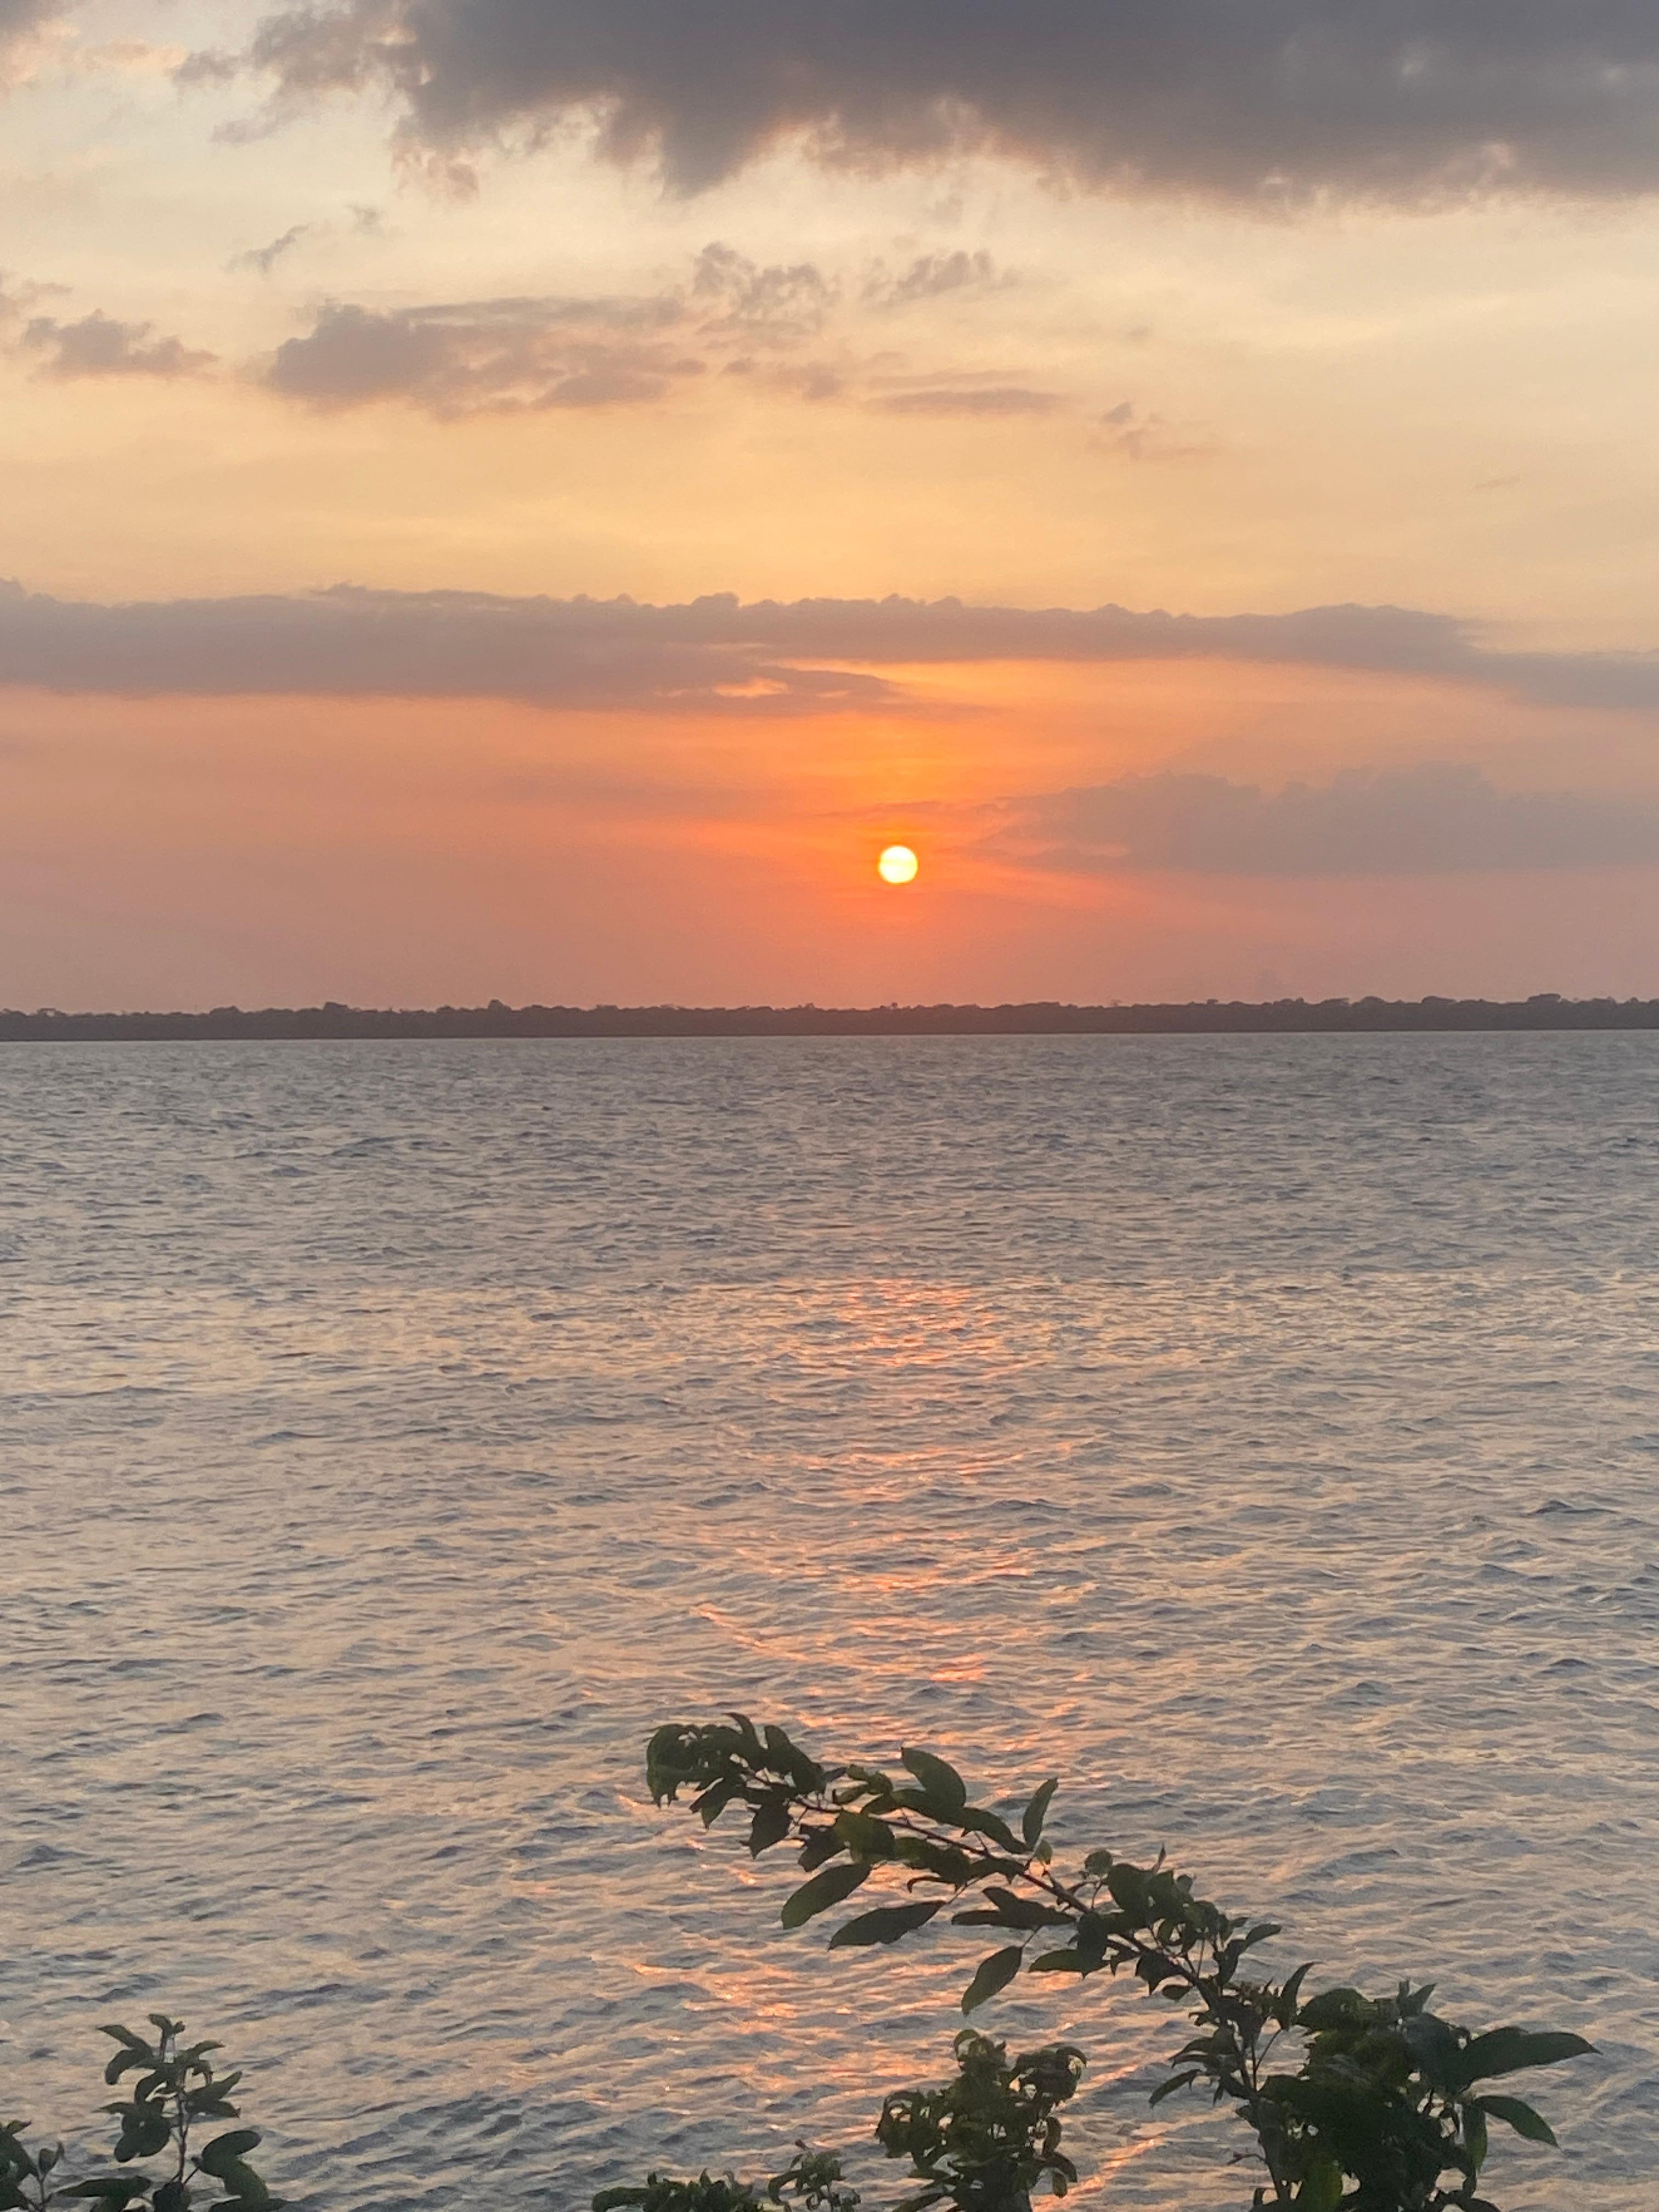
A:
[1,2019,278,2212]
[639,1716,1596,2212]
[592,2036,1082,2212]
[876,2032,1086,2212]
[1257,1987,1594,2212]
[595,2146,861,2212]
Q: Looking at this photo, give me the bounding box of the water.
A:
[3,1036,1656,2210]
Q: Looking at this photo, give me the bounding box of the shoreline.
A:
[2,994,1655,1039]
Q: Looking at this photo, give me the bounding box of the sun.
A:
[877,843,919,885]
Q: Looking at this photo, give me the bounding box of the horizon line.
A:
[4,993,1656,1040]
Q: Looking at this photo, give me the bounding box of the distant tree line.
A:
[1,995,1653,1041]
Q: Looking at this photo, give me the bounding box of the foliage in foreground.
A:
[600,1717,1596,2212]
[1,2018,278,2212]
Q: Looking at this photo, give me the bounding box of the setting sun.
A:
[877,844,919,885]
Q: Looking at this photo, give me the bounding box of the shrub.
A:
[596,1717,1595,2212]
[1,2017,279,2211]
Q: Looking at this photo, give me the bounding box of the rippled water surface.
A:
[4,1037,1657,2210]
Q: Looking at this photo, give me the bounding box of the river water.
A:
[3,1037,1655,2209]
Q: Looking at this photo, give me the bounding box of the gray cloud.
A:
[863,251,1007,310]
[989,764,1659,876]
[264,244,843,414]
[691,241,835,346]
[212,2,1659,204]
[0,580,895,713]
[0,583,1656,720]
[228,222,312,275]
[266,294,702,413]
[19,308,216,379]
[873,384,1063,416]
[0,0,63,78]
[1091,401,1210,460]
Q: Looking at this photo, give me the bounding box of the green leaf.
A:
[961,1944,1023,2014]
[1022,1780,1059,1849]
[696,1779,740,1828]
[900,1748,968,1813]
[1463,2100,1489,2173]
[1294,2158,1343,2212]
[958,1807,1023,1855]
[1454,2029,1595,2087]
[1238,1922,1282,1953]
[834,1809,896,1860]
[1104,1863,1149,1918]
[1028,1949,1084,1973]
[1402,2010,1464,2090]
[763,1724,797,1768]
[798,1828,844,1871]
[891,1835,977,1886]
[828,1901,941,1948]
[198,2131,261,2175]
[747,1801,793,1856]
[951,1886,1066,1932]
[1149,2072,1199,2107]
[1274,1963,1314,2029]
[1297,1987,1371,2034]
[1474,2095,1559,2146]
[114,2108,171,2162]
[781,1860,870,1928]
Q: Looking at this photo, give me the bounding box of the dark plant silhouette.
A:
[595,1717,1595,2212]
[1,2017,278,2211]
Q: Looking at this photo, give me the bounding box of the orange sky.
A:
[5,2,1659,1005]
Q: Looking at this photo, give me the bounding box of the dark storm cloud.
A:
[19,309,216,378]
[990,764,1659,876]
[0,583,1657,720]
[210,1,1659,203]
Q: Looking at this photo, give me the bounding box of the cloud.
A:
[0,580,896,713]
[0,0,67,84]
[211,1,1659,204]
[19,308,216,378]
[0,583,1657,720]
[265,294,702,413]
[264,246,843,415]
[228,222,312,275]
[873,383,1062,416]
[986,764,1659,876]
[863,251,1008,310]
[691,241,835,346]
[1092,400,1210,461]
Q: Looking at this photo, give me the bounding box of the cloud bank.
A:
[0,583,1657,718]
[217,1,1659,202]
[991,765,1659,877]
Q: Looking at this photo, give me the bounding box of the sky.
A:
[6,1,1659,1008]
